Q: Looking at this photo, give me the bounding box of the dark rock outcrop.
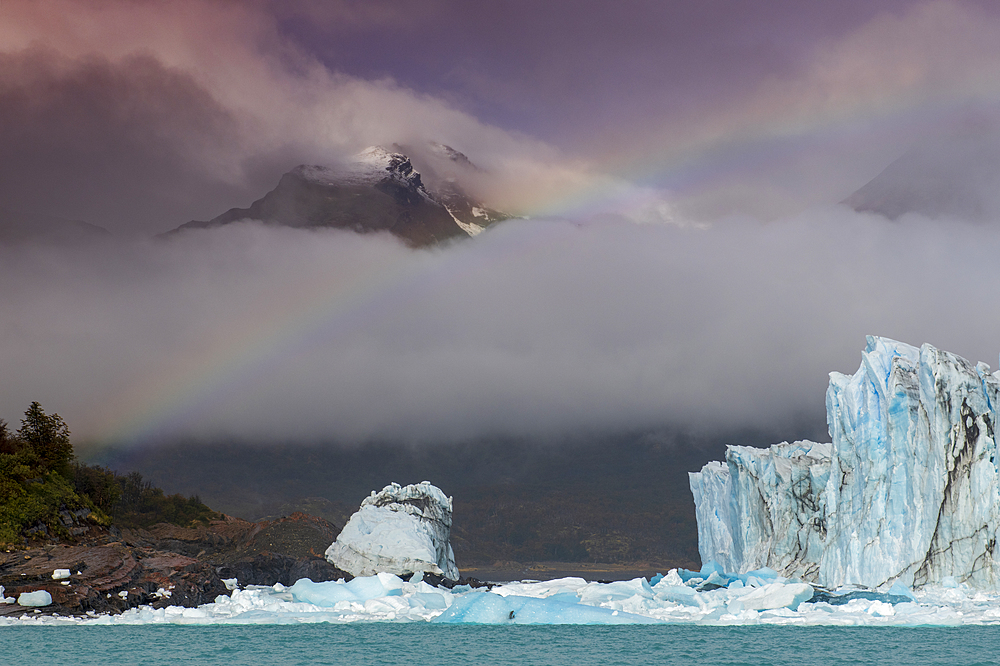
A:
[0,541,226,617]
[217,553,347,587]
[0,511,350,617]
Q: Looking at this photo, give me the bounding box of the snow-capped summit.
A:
[170,144,509,246]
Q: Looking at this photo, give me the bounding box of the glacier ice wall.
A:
[326,481,459,580]
[690,336,1000,589]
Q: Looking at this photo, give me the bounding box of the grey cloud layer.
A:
[8,1,1000,237]
[0,47,252,234]
[2,211,996,446]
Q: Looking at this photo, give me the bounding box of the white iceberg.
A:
[17,590,52,607]
[326,481,460,580]
[691,336,1000,590]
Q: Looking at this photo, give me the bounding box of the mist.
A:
[2,208,996,450]
[3,0,1000,454]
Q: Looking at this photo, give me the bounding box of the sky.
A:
[2,0,1000,450]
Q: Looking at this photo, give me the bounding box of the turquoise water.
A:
[1,624,997,665]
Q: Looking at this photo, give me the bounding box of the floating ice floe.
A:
[6,568,1000,626]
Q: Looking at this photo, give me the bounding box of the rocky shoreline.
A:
[0,511,490,618]
[0,512,351,618]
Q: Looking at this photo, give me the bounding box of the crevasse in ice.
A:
[325,481,460,580]
[690,336,1000,589]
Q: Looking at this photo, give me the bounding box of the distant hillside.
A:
[0,207,109,245]
[844,127,1000,221]
[94,427,822,569]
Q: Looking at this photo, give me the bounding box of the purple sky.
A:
[3,1,1000,448]
[4,0,1000,231]
[278,1,922,146]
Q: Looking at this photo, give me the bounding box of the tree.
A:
[0,418,15,455]
[17,402,74,478]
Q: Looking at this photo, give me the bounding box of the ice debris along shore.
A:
[691,336,1000,590]
[326,482,459,580]
[8,567,1000,626]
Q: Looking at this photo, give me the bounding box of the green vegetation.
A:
[0,402,218,546]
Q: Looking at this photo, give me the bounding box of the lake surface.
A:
[2,624,998,666]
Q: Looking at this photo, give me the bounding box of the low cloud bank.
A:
[1,208,996,447]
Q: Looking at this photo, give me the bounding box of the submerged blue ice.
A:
[289,573,404,606]
[691,336,1000,590]
[431,591,660,624]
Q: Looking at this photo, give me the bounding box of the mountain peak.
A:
[170,144,509,246]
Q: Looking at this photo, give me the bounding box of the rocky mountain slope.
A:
[844,128,1000,221]
[172,145,509,246]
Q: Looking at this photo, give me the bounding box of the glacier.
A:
[325,482,460,580]
[691,336,1000,590]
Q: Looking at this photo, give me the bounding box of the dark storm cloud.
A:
[6,1,1000,231]
[2,1,1000,452]
[0,47,255,234]
[276,1,1000,162]
[0,0,606,234]
[1,211,997,448]
[277,0,910,142]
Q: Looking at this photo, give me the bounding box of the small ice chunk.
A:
[222,578,239,591]
[887,581,916,601]
[17,590,52,607]
[663,569,685,586]
[289,574,404,607]
[652,584,700,607]
[52,569,70,580]
[867,600,895,616]
[727,582,813,613]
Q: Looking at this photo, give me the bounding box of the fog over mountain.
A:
[2,209,997,451]
[3,0,1000,461]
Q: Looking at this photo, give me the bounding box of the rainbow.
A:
[85,53,997,447]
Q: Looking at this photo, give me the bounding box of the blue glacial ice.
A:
[691,336,1000,590]
[12,569,1000,627]
[431,590,659,624]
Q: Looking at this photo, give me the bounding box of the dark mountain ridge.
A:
[0,207,110,245]
[171,145,509,246]
[844,125,1000,221]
